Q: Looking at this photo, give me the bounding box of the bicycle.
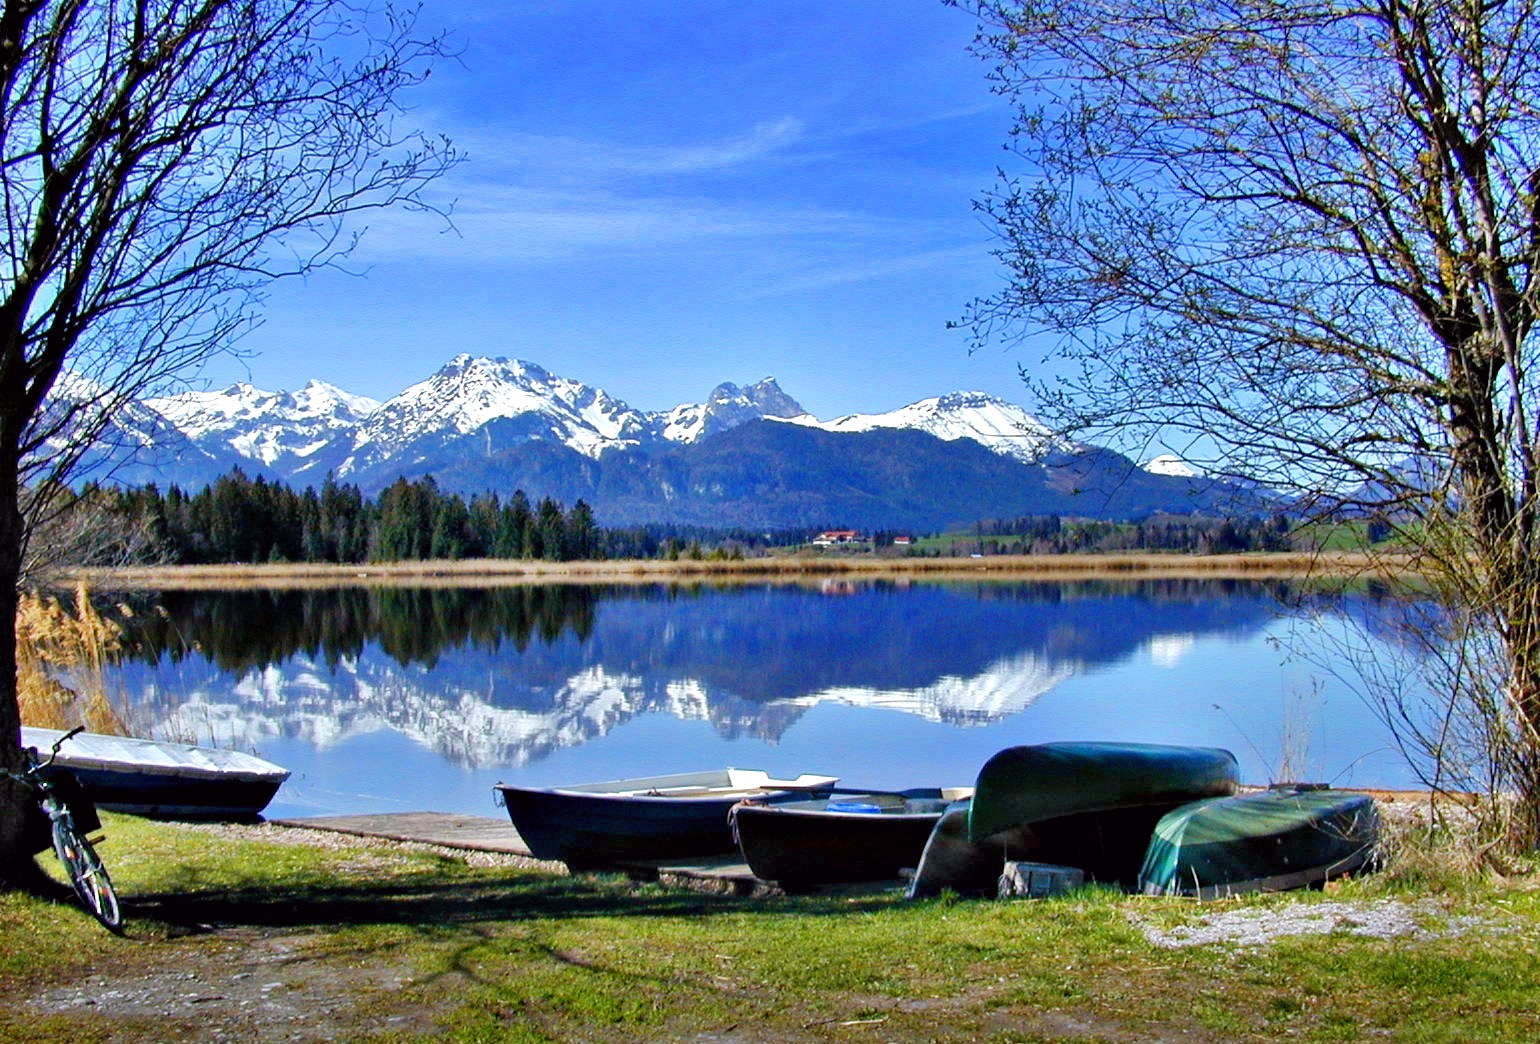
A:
[2,726,122,933]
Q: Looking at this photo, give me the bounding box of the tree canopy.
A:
[0,0,455,886]
[953,0,1540,845]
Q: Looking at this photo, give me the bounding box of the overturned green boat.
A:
[909,742,1240,896]
[964,742,1239,886]
[967,742,1240,844]
[1138,787,1381,898]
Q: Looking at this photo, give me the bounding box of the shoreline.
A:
[65,550,1408,590]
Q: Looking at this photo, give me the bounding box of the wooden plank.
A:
[273,812,534,857]
[998,860,1085,899]
[647,856,758,882]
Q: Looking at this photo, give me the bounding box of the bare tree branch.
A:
[954,0,1540,847]
[0,0,458,885]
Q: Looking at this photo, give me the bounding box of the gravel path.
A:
[1129,898,1496,949]
[176,819,563,871]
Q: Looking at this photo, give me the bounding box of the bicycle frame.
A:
[4,727,122,933]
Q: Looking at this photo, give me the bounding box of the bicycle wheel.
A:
[51,815,122,933]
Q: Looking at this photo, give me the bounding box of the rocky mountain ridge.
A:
[84,354,1236,528]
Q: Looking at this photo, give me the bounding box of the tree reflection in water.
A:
[70,578,1433,803]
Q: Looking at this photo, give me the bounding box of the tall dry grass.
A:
[67,549,1409,592]
[16,583,128,735]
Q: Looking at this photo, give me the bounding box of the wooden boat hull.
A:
[494,769,839,868]
[1138,788,1382,897]
[731,789,965,889]
[22,726,291,820]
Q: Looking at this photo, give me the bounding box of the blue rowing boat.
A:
[494,768,839,869]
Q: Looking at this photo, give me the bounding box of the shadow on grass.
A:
[124,866,904,934]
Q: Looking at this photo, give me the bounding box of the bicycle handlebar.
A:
[36,726,84,772]
[5,725,85,780]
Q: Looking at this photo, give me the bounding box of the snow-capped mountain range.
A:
[145,354,1078,476]
[149,379,382,479]
[129,645,1073,771]
[85,353,1230,528]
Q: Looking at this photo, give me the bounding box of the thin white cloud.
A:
[341,112,971,284]
[461,117,806,180]
[742,244,993,297]
[349,182,903,265]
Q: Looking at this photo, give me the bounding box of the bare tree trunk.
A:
[0,1,453,887]
[0,447,39,886]
[1501,583,1540,848]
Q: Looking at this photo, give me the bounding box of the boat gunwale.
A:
[22,727,291,783]
[731,799,951,820]
[1141,845,1377,898]
[494,771,838,804]
[54,761,289,783]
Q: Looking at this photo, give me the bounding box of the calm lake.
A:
[97,578,1430,819]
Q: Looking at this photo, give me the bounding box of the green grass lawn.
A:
[2,814,1538,1041]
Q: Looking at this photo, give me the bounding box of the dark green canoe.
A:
[907,743,1240,897]
[1137,787,1381,898]
[907,798,1042,898]
[967,742,1240,843]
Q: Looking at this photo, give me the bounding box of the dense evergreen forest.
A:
[73,469,1298,566]
[942,513,1295,555]
[101,470,806,564]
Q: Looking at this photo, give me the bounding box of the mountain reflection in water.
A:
[98,579,1423,816]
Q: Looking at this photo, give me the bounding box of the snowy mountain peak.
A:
[660,376,811,444]
[337,355,651,472]
[104,355,1162,504]
[707,377,801,414]
[1142,454,1202,478]
[795,390,1072,465]
[145,378,381,472]
[149,380,380,430]
[291,379,382,419]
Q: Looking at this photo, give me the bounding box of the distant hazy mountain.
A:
[72,353,1263,526]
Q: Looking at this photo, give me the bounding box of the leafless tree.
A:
[951,0,1540,847]
[0,0,456,887]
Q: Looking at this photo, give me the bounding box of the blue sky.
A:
[213,0,1034,420]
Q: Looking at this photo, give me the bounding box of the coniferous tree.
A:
[429,494,471,560]
[535,497,566,561]
[467,493,501,559]
[506,490,534,560]
[566,500,598,561]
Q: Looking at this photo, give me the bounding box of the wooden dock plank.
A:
[273,812,534,857]
[623,855,758,882]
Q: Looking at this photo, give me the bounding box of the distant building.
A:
[812,529,861,546]
[892,535,913,546]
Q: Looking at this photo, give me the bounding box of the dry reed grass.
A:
[66,550,1408,591]
[16,583,128,734]
[1366,789,1539,888]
